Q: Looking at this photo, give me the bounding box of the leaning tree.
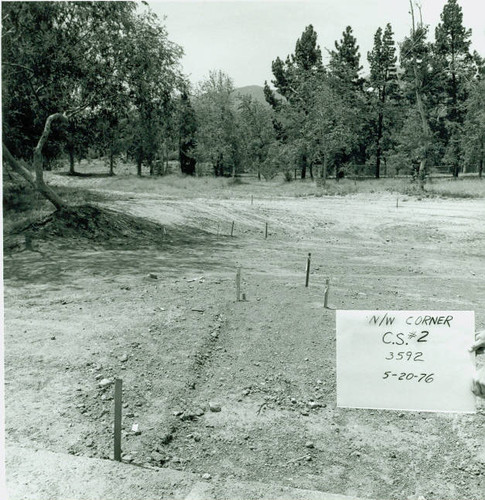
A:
[2,1,184,208]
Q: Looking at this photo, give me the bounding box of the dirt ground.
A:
[3,172,485,500]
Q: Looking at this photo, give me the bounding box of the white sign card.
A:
[336,310,476,413]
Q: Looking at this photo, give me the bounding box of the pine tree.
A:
[266,25,323,105]
[434,0,472,121]
[461,80,485,177]
[265,25,324,179]
[367,23,399,178]
[329,26,363,90]
[328,26,366,172]
[434,0,473,176]
[294,24,323,72]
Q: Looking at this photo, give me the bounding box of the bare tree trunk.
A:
[109,147,115,176]
[410,0,430,191]
[165,143,169,174]
[479,137,484,179]
[376,111,383,179]
[5,112,68,210]
[322,153,327,186]
[417,159,426,191]
[68,148,75,175]
[301,162,306,179]
[3,143,66,210]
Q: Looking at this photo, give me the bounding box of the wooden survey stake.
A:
[336,310,476,413]
[305,253,311,287]
[114,378,122,461]
[236,267,241,301]
[324,278,330,308]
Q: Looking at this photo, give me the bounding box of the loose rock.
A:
[209,402,222,412]
[158,432,173,445]
[151,451,165,464]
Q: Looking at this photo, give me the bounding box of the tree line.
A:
[199,0,484,184]
[2,0,484,209]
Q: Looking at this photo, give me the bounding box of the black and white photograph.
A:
[2,0,485,499]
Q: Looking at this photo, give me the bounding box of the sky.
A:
[148,0,485,88]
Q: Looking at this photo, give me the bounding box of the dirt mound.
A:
[5,205,169,250]
[34,205,165,240]
[3,204,222,253]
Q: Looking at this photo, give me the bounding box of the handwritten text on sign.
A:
[336,311,476,413]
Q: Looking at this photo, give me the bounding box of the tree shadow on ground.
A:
[4,241,236,288]
[3,205,238,287]
[56,172,113,178]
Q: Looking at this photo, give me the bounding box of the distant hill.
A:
[232,85,283,107]
[232,85,268,105]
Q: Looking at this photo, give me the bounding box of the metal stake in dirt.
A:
[305,253,311,287]
[324,278,330,308]
[396,197,399,209]
[265,222,268,239]
[114,378,122,462]
[251,195,253,206]
[231,221,235,237]
[236,267,241,302]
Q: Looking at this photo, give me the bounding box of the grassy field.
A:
[36,158,484,201]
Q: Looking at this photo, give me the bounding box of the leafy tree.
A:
[194,70,240,177]
[263,142,298,181]
[2,2,138,161]
[304,79,358,184]
[367,23,400,178]
[122,10,184,176]
[238,95,276,180]
[2,2,185,208]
